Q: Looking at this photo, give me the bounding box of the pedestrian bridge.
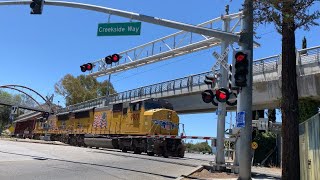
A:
[57,45,320,114]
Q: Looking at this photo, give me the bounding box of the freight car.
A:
[31,98,185,158]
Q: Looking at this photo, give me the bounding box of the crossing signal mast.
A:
[30,0,44,14]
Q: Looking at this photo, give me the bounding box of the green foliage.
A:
[253,0,320,33]
[0,90,26,130]
[253,131,277,166]
[298,98,320,123]
[54,74,116,106]
[278,98,320,123]
[0,106,11,131]
[185,141,212,154]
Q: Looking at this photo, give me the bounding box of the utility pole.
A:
[238,0,253,179]
[216,5,230,167]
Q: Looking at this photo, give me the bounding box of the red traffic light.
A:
[235,52,246,62]
[201,90,214,103]
[215,88,230,103]
[112,54,120,62]
[80,63,93,72]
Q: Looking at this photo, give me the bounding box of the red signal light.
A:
[80,63,93,72]
[112,54,120,62]
[217,90,227,100]
[215,88,230,103]
[235,52,246,62]
[86,63,93,70]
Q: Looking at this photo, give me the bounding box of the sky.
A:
[0,0,319,138]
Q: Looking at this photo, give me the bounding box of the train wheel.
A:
[70,136,77,146]
[162,152,169,158]
[177,144,185,158]
[121,148,127,153]
[133,148,141,154]
[178,149,185,158]
[76,135,83,147]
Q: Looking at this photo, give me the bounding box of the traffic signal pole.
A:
[238,0,253,179]
[215,9,230,166]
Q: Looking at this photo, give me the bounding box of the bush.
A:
[185,141,212,154]
[253,131,277,166]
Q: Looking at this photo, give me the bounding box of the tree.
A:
[0,90,14,130]
[254,1,319,179]
[267,109,276,123]
[54,74,116,106]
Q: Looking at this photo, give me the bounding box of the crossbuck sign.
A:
[212,47,230,71]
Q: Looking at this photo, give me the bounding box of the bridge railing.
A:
[57,45,320,113]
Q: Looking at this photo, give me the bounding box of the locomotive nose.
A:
[150,109,179,134]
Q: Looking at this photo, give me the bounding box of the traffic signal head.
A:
[234,51,249,87]
[105,54,121,64]
[201,90,214,103]
[80,63,93,72]
[30,0,44,14]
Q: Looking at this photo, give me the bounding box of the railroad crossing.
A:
[0,1,317,179]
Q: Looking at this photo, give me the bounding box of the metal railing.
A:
[57,45,320,113]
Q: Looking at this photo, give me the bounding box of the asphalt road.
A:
[0,140,210,180]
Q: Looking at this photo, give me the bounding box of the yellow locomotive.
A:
[33,98,185,157]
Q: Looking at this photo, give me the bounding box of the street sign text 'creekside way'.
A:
[97,22,141,36]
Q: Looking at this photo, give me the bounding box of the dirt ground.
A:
[182,169,238,179]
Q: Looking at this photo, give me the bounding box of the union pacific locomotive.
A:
[13,98,185,158]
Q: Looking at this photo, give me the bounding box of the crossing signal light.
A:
[30,0,44,14]
[234,51,249,87]
[80,63,93,72]
[215,88,230,103]
[201,88,237,106]
[201,90,214,104]
[204,75,216,88]
[226,92,237,106]
[105,54,121,64]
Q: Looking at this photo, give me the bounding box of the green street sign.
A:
[97,22,141,36]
